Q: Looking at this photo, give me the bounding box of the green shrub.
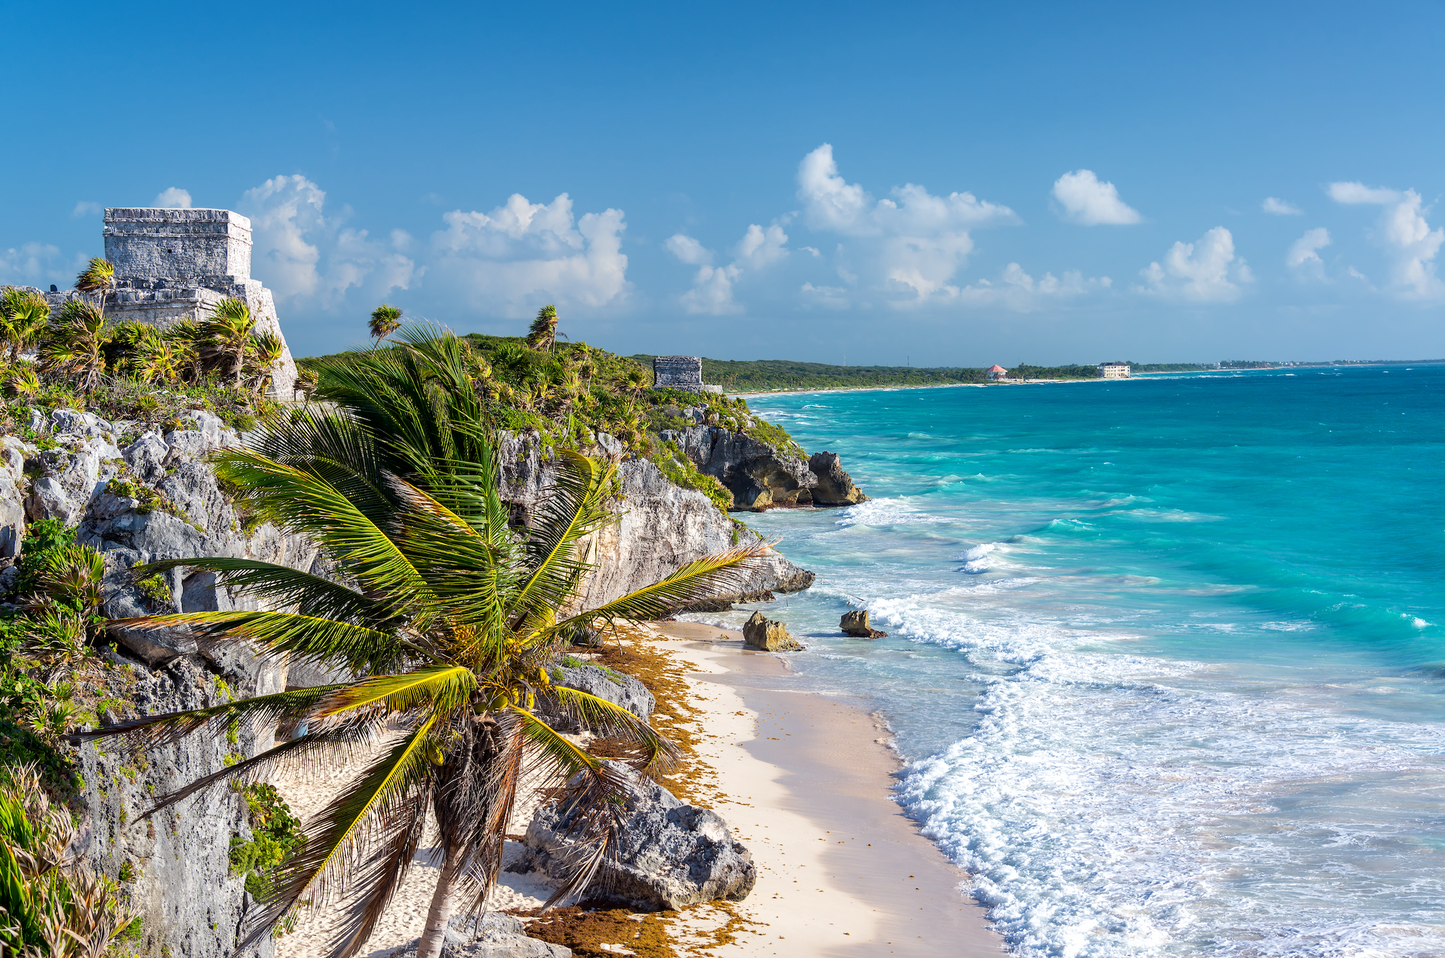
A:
[229,783,303,900]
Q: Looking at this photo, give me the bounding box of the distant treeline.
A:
[629,356,1112,392]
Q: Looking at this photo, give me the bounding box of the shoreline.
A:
[646,620,1003,957]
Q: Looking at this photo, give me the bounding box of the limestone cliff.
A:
[498,432,815,608]
[659,406,868,511]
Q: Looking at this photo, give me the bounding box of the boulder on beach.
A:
[537,663,655,732]
[518,763,756,911]
[742,611,804,652]
[840,609,887,639]
[385,914,571,958]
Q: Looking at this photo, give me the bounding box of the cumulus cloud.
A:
[1262,197,1303,216]
[953,263,1112,310]
[796,143,1017,303]
[666,224,791,314]
[71,201,100,218]
[0,242,66,286]
[1286,227,1331,274]
[1136,226,1251,302]
[1327,181,1444,299]
[429,193,628,310]
[241,174,416,308]
[154,188,192,209]
[1051,170,1142,225]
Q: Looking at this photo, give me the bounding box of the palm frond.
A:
[549,542,771,636]
[238,717,442,957]
[106,610,414,676]
[507,451,617,631]
[73,685,343,753]
[315,665,477,718]
[534,687,679,774]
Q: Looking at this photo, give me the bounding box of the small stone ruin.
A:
[653,355,722,394]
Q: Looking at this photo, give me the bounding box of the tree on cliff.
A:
[38,300,111,396]
[526,304,559,352]
[369,304,403,342]
[202,297,257,385]
[82,327,765,958]
[73,257,114,319]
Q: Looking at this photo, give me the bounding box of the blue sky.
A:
[3,0,1443,364]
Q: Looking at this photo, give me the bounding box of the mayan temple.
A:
[46,208,299,398]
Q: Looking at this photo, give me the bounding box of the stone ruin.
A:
[42,208,298,398]
[652,355,722,394]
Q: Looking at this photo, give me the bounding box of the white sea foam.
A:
[833,497,957,528]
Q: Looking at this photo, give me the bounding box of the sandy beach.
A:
[269,621,1002,958]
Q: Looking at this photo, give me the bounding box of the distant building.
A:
[653,355,723,394]
[987,364,1009,381]
[1098,362,1131,379]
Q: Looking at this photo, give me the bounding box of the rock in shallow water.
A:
[742,611,804,652]
[518,763,756,911]
[840,609,887,639]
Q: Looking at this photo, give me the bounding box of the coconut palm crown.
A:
[74,258,114,318]
[81,327,764,958]
[525,305,559,352]
[369,304,403,342]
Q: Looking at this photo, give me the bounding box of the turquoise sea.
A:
[700,366,1445,957]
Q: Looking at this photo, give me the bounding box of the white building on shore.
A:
[1098,362,1131,379]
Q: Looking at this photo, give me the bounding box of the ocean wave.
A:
[956,542,1000,574]
[833,497,956,528]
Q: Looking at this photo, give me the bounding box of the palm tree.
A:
[126,326,182,385]
[526,305,559,352]
[247,331,286,399]
[168,319,207,384]
[74,258,114,320]
[38,300,111,395]
[0,287,53,363]
[369,304,403,342]
[203,297,256,385]
[5,366,40,399]
[623,367,649,402]
[82,327,765,958]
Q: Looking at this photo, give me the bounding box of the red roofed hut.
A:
[987,364,1009,381]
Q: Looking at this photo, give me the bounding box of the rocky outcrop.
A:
[497,432,814,610]
[539,664,655,732]
[840,609,887,639]
[385,914,571,958]
[742,611,804,652]
[519,763,755,911]
[808,451,868,506]
[660,409,867,512]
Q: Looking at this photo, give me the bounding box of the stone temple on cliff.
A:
[44,208,298,398]
[652,355,722,394]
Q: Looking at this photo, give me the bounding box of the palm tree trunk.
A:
[415,849,460,958]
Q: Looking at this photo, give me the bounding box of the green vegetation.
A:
[0,763,135,957]
[630,356,1121,392]
[303,315,816,511]
[229,783,304,901]
[83,328,766,958]
[1,273,285,436]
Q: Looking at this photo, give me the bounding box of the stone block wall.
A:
[653,355,721,394]
[104,208,252,289]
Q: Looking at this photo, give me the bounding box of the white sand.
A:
[268,622,1002,958]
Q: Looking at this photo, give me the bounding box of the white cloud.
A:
[154,188,192,209]
[1287,227,1331,272]
[952,263,1112,310]
[242,174,416,308]
[667,224,791,314]
[1051,170,1142,225]
[665,233,711,266]
[429,193,628,310]
[0,242,65,286]
[1136,226,1251,302]
[1327,181,1444,299]
[1262,197,1303,216]
[72,201,100,218]
[796,144,1017,303]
